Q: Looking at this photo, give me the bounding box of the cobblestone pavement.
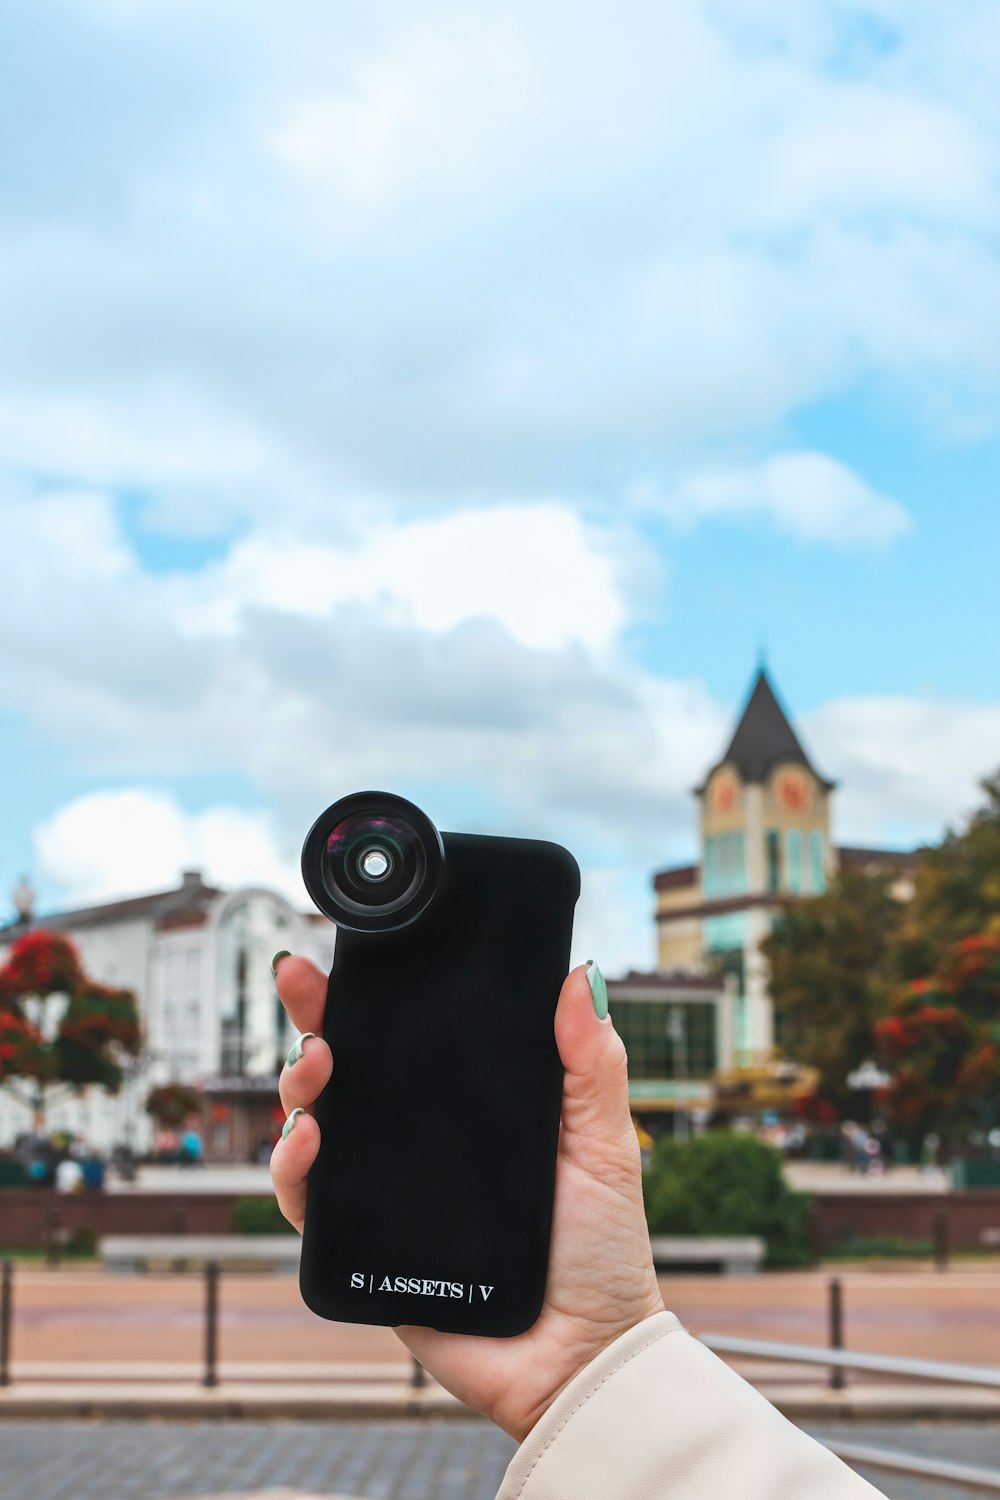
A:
[2,1420,997,1500]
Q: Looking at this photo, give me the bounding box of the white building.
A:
[0,872,335,1159]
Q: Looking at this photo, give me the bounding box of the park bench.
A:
[100,1234,301,1273]
[649,1235,765,1275]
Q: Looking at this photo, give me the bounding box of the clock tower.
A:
[658,666,836,1062]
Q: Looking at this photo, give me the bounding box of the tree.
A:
[893,772,1000,979]
[764,771,1000,1144]
[874,932,1000,1145]
[871,772,1000,1145]
[0,930,141,1131]
[146,1082,201,1128]
[762,869,904,1118]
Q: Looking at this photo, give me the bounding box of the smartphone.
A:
[297,790,580,1337]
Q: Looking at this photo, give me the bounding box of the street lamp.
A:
[12,876,34,929]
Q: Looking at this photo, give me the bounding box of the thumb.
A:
[554,962,635,1149]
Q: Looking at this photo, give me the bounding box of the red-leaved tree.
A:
[0,930,142,1131]
[874,933,1000,1142]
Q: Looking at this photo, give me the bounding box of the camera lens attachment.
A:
[301,791,444,933]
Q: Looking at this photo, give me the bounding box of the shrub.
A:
[231,1195,297,1235]
[643,1130,811,1267]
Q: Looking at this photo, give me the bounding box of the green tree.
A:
[0,929,141,1130]
[893,772,1000,980]
[762,869,904,1117]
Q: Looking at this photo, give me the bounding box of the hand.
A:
[271,956,664,1443]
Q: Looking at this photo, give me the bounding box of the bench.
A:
[100,1234,301,1273]
[649,1235,765,1275]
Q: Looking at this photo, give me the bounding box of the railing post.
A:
[411,1357,427,1389]
[46,1204,61,1268]
[933,1209,949,1271]
[0,1260,12,1387]
[828,1276,845,1390]
[203,1260,220,1388]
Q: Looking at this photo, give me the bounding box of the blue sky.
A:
[1,1,998,972]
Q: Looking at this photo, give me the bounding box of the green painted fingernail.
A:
[281,1107,305,1140]
[287,1032,316,1067]
[586,959,609,1019]
[271,950,291,981]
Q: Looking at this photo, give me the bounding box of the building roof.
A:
[0,870,224,939]
[653,864,698,892]
[697,666,835,792]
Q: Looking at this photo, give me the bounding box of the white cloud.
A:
[172,503,636,652]
[0,484,719,885]
[653,451,911,546]
[0,1,997,532]
[803,695,1000,846]
[35,788,306,907]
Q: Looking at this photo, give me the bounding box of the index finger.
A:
[274,952,329,1036]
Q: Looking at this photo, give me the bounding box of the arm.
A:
[498,1311,885,1499]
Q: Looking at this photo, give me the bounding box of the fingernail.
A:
[271,950,291,981]
[281,1107,305,1140]
[287,1032,316,1067]
[586,959,609,1020]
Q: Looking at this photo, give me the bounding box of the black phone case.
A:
[299,831,580,1336]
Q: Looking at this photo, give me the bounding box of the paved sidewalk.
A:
[2,1420,996,1500]
[3,1368,1000,1422]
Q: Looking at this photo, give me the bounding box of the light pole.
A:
[11,876,34,932]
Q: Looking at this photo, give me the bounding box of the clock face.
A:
[776,768,810,812]
[712,771,738,813]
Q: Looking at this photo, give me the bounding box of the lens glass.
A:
[322,811,426,914]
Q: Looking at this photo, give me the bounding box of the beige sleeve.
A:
[496,1311,886,1500]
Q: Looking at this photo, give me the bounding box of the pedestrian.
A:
[270,952,886,1499]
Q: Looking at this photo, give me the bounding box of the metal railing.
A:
[0,1258,427,1392]
[822,1442,1000,1495]
[701,1275,1000,1493]
[701,1333,1000,1391]
[3,1262,1000,1490]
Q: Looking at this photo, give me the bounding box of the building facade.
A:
[0,873,335,1158]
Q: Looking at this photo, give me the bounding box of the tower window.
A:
[786,830,802,893]
[704,831,747,898]
[765,830,781,893]
[809,831,826,893]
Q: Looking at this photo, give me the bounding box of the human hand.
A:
[270,955,664,1443]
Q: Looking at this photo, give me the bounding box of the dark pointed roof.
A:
[697,667,835,792]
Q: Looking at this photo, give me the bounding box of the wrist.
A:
[501,1296,666,1443]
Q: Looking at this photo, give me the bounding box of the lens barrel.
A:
[301,791,444,933]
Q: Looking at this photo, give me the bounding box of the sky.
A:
[0,0,998,974]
